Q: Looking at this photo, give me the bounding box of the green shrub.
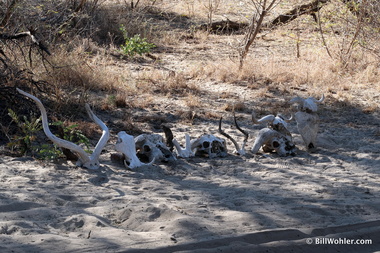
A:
[6,109,91,160]
[7,109,42,155]
[119,24,156,57]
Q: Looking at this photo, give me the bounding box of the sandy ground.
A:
[1,84,379,252]
[1,4,380,250]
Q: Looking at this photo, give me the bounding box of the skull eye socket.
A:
[272,141,280,148]
[203,141,210,148]
[143,145,151,152]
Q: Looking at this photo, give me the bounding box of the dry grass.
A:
[2,0,380,131]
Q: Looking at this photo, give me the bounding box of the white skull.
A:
[270,116,293,142]
[294,111,319,150]
[134,134,176,163]
[115,131,154,169]
[252,113,293,142]
[290,94,325,113]
[252,128,296,157]
[191,134,227,158]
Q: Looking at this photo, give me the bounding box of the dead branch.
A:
[0,0,20,27]
[74,0,87,12]
[0,30,51,56]
[198,20,248,34]
[266,0,331,29]
[239,0,279,69]
[266,0,365,29]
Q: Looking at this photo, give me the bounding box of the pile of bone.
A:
[17,88,324,170]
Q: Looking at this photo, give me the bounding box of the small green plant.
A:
[119,24,156,57]
[7,108,43,155]
[37,144,63,161]
[36,121,91,160]
[51,121,91,153]
[6,109,91,160]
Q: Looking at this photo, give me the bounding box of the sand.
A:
[1,102,380,253]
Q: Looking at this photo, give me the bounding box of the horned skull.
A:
[289,94,324,150]
[294,111,319,150]
[115,131,154,169]
[252,112,293,141]
[251,128,296,157]
[290,94,325,113]
[134,134,176,163]
[191,134,227,158]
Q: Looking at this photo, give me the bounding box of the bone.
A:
[251,128,296,157]
[115,131,155,169]
[218,114,248,156]
[294,111,319,150]
[162,125,194,158]
[134,134,176,163]
[191,134,227,158]
[290,94,324,150]
[17,88,109,170]
[290,94,325,113]
[172,133,195,158]
[252,112,293,141]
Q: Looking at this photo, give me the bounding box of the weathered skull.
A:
[294,111,319,150]
[115,131,154,169]
[134,134,176,163]
[289,95,324,150]
[191,134,227,158]
[290,94,325,113]
[251,128,296,157]
[252,113,293,142]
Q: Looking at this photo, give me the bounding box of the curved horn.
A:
[316,94,325,103]
[277,114,293,123]
[233,112,248,154]
[252,111,276,125]
[257,114,276,124]
[85,104,110,164]
[219,117,240,152]
[17,88,95,168]
[219,114,247,156]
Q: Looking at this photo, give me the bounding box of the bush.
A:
[119,24,156,57]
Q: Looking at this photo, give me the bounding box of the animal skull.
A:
[134,134,176,163]
[290,94,324,150]
[294,111,319,150]
[290,94,325,113]
[115,131,154,169]
[251,128,296,157]
[252,112,293,141]
[191,134,227,158]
